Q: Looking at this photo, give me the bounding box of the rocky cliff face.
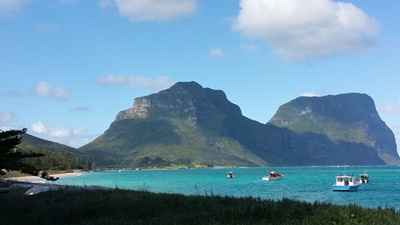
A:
[115,81,242,127]
[116,86,195,121]
[269,93,399,164]
[80,81,263,168]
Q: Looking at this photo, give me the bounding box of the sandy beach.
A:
[2,171,81,183]
[0,171,110,195]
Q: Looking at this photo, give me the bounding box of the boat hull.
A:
[332,185,359,192]
[262,171,283,181]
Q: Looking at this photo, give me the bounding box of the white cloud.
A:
[72,127,86,136]
[0,110,15,130]
[208,48,229,58]
[232,0,378,62]
[70,106,92,112]
[49,127,70,138]
[240,43,259,52]
[0,0,29,16]
[31,121,48,134]
[96,75,174,91]
[103,0,198,22]
[57,0,80,4]
[32,81,71,100]
[380,103,400,115]
[300,92,321,97]
[98,0,114,9]
[96,74,126,85]
[30,121,89,148]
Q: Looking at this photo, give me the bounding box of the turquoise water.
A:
[48,166,400,210]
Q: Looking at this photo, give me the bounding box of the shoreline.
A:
[2,171,81,183]
[1,171,113,195]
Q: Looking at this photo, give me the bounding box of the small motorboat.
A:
[360,173,369,183]
[332,174,361,191]
[227,171,234,179]
[262,171,283,181]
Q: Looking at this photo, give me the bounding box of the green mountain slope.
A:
[269,93,399,165]
[79,82,267,168]
[80,82,399,168]
[17,133,90,170]
[21,133,80,156]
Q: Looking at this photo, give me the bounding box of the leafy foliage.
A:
[1,189,399,225]
[0,130,92,175]
[0,128,44,176]
[20,133,82,156]
[18,133,92,171]
[20,147,91,171]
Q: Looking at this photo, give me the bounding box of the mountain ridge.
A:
[77,81,399,168]
[269,93,398,162]
[79,82,267,168]
[16,81,399,168]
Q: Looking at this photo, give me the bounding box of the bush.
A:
[0,188,399,225]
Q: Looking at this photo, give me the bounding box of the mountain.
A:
[20,133,80,156]
[17,133,93,171]
[269,93,399,165]
[79,81,400,168]
[79,81,268,168]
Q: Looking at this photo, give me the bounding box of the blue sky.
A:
[1,0,399,154]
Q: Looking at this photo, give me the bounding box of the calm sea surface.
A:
[48,166,400,210]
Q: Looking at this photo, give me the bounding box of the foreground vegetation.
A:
[1,186,399,225]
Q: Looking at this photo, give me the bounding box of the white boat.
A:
[262,171,283,181]
[227,171,234,179]
[332,174,361,191]
[360,173,369,183]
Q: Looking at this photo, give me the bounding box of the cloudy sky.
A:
[1,0,399,153]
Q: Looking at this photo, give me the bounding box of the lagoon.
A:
[48,166,400,210]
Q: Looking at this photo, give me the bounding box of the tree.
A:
[0,128,44,176]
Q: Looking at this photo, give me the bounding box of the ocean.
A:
[48,166,400,210]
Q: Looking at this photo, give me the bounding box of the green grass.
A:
[0,187,399,225]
